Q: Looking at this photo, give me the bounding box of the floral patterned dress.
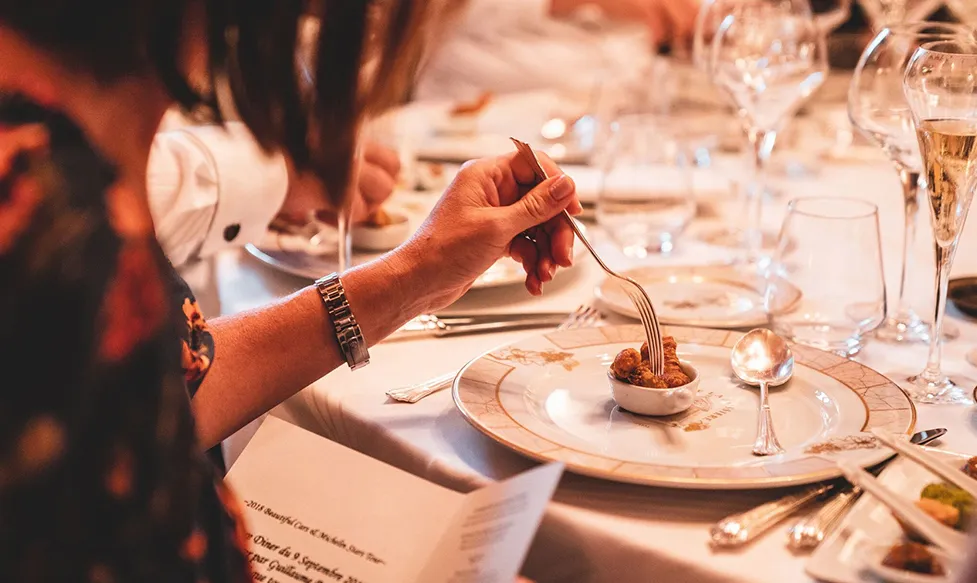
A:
[0,95,253,582]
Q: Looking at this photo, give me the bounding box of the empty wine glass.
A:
[597,115,696,256]
[902,40,977,404]
[710,0,828,264]
[849,22,975,345]
[766,197,887,356]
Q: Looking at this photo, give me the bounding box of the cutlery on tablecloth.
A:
[710,428,944,550]
[509,137,667,375]
[386,312,572,342]
[385,305,602,403]
[786,427,946,552]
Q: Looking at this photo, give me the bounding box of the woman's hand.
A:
[277,140,401,224]
[393,152,582,313]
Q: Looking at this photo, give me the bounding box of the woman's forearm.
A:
[191,250,425,449]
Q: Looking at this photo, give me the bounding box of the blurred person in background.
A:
[415,0,701,100]
[147,120,401,269]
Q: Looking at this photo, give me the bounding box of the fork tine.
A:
[557,305,587,331]
[628,290,655,370]
[627,286,664,375]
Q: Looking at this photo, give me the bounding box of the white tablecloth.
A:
[192,157,977,583]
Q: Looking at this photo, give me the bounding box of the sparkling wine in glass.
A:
[902,40,977,404]
[849,22,974,345]
[710,0,828,265]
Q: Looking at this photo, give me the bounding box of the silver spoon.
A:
[731,329,793,457]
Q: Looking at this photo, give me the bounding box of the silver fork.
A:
[509,138,665,374]
[386,304,602,403]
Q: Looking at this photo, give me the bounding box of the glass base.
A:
[904,372,975,405]
[875,316,929,344]
[876,315,959,344]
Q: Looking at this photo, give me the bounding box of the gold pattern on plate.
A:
[664,291,733,311]
[624,391,735,433]
[453,325,917,489]
[804,434,879,455]
[489,348,580,371]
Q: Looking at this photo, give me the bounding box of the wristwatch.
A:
[315,273,370,370]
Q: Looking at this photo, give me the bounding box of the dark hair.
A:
[0,0,433,207]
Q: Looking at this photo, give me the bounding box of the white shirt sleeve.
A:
[148,122,289,267]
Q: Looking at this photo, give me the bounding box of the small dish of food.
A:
[351,208,411,252]
[864,455,977,583]
[607,337,700,416]
[865,542,954,583]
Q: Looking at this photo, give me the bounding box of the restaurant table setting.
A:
[198,8,977,582]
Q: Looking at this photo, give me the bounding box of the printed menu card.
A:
[226,416,563,583]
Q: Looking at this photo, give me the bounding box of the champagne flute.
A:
[902,40,977,404]
[849,23,975,345]
[710,0,828,265]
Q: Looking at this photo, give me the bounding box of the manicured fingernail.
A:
[548,264,556,279]
[550,175,574,199]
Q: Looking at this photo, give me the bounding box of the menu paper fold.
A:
[225,416,563,583]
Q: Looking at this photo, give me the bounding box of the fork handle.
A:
[710,484,833,548]
[786,487,861,551]
[399,377,454,403]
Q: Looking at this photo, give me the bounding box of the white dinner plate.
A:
[594,265,802,329]
[806,449,972,583]
[245,220,587,290]
[452,325,916,490]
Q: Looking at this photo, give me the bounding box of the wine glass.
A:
[766,197,886,356]
[710,0,829,264]
[597,114,696,256]
[902,40,977,404]
[849,22,975,345]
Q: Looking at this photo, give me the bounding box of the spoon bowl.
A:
[731,329,795,456]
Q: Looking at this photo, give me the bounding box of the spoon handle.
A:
[753,381,785,456]
[710,483,834,548]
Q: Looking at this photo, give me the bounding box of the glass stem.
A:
[337,208,352,273]
[744,127,776,261]
[923,243,955,381]
[892,169,920,322]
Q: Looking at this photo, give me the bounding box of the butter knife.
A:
[387,312,570,341]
